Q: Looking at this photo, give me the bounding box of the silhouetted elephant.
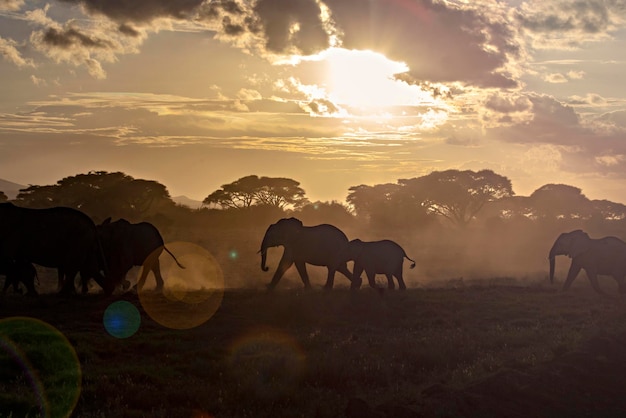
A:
[549,229,626,295]
[343,239,416,290]
[98,218,184,292]
[0,203,112,295]
[0,258,38,295]
[259,217,353,290]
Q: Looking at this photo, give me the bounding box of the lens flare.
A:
[0,317,81,418]
[227,327,306,399]
[138,241,224,329]
[103,301,141,338]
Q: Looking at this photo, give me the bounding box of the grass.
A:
[2,281,626,417]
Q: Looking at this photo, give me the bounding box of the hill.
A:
[0,178,26,199]
[172,195,203,209]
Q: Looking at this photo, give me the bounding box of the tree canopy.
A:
[399,169,514,226]
[14,171,174,221]
[203,175,308,210]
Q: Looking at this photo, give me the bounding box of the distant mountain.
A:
[172,195,203,209]
[0,179,26,199]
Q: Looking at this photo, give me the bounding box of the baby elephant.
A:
[345,239,416,290]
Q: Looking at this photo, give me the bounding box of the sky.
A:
[1,0,626,204]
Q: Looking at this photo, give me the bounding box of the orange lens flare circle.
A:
[137,241,224,330]
[227,327,307,400]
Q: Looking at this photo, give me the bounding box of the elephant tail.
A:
[405,255,416,269]
[164,246,186,269]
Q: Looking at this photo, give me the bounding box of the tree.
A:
[346,183,431,229]
[14,171,174,221]
[399,169,514,226]
[203,175,308,210]
[296,201,355,226]
[346,183,400,218]
[528,184,592,220]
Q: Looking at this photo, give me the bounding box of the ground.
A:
[2,281,626,417]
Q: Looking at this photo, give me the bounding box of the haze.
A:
[2,1,626,204]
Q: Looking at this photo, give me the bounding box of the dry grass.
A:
[2,280,626,417]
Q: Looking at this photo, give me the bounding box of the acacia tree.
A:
[14,171,174,221]
[203,175,308,210]
[346,183,431,229]
[399,169,514,226]
[527,184,592,220]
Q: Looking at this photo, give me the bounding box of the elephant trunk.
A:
[549,244,558,284]
[259,233,270,272]
[260,248,269,272]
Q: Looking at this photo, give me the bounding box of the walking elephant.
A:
[342,239,416,290]
[548,229,626,295]
[97,218,184,292]
[259,217,353,290]
[0,258,38,295]
[0,203,112,295]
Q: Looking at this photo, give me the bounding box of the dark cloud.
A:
[41,27,113,49]
[222,16,245,36]
[323,0,520,88]
[118,23,140,37]
[518,0,612,34]
[57,0,206,23]
[249,0,330,55]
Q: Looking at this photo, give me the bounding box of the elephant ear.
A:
[569,231,591,258]
[101,217,112,226]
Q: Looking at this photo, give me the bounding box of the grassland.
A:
[3,280,626,418]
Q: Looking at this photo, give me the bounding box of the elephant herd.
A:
[2,201,625,297]
[259,219,626,296]
[0,202,182,296]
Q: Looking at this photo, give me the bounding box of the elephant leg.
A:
[152,261,165,292]
[365,270,378,289]
[585,270,607,296]
[336,263,353,284]
[385,274,395,290]
[562,263,582,291]
[267,257,294,290]
[395,271,407,291]
[60,270,78,294]
[2,276,10,294]
[616,276,626,294]
[351,264,363,290]
[57,269,64,291]
[295,261,312,289]
[80,273,90,294]
[136,264,152,291]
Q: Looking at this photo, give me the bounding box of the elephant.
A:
[97,218,184,292]
[259,217,353,290]
[0,258,38,295]
[342,239,416,290]
[548,229,626,295]
[0,202,112,295]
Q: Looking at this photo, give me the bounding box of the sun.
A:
[320,48,415,109]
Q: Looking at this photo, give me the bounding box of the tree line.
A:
[2,170,626,235]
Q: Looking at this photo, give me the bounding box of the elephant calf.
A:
[344,239,416,290]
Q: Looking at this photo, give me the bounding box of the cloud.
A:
[0,0,24,11]
[201,0,523,88]
[57,0,206,23]
[0,36,35,67]
[517,0,626,48]
[26,6,148,79]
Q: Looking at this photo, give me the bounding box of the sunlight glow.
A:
[322,48,412,108]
